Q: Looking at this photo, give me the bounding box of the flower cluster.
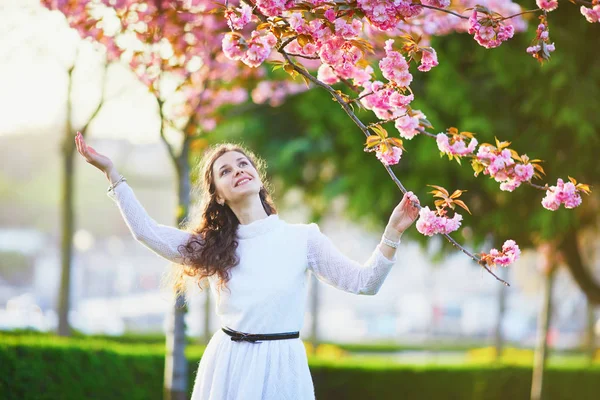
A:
[536,0,558,12]
[526,18,555,62]
[475,145,536,192]
[222,31,278,68]
[396,110,425,139]
[581,4,600,23]
[482,240,521,267]
[541,178,583,210]
[255,0,294,17]
[436,131,478,157]
[498,163,535,192]
[376,146,403,166]
[356,0,424,31]
[380,40,413,87]
[468,9,515,49]
[416,206,463,236]
[476,145,514,179]
[359,81,414,119]
[224,3,252,31]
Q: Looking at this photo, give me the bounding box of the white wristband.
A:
[381,233,401,249]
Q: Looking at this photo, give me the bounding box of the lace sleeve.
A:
[306,223,397,295]
[107,182,193,264]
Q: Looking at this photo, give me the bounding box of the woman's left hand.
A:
[386,191,420,237]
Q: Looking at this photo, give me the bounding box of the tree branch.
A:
[277,47,510,286]
[157,98,177,162]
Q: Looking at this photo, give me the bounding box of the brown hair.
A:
[169,143,277,296]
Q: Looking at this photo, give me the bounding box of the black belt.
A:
[222,326,300,343]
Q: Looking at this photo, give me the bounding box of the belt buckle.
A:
[231,331,262,344]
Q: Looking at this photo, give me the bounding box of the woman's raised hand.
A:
[75,131,114,173]
[386,191,421,237]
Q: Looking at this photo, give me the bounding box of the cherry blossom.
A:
[416,206,463,236]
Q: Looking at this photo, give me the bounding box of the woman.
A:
[74,131,420,399]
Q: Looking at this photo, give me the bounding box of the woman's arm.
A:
[107,179,193,264]
[75,132,192,264]
[307,191,420,295]
[307,223,397,295]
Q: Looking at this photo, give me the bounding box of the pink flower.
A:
[243,31,277,68]
[324,8,336,22]
[357,0,423,31]
[542,178,583,210]
[436,133,478,156]
[468,11,515,49]
[376,146,403,166]
[389,92,414,108]
[380,40,412,87]
[334,18,362,39]
[224,4,252,31]
[222,31,277,68]
[418,48,439,72]
[416,206,463,236]
[536,0,558,12]
[395,115,420,139]
[581,5,600,23]
[222,33,245,61]
[514,163,534,181]
[317,64,340,84]
[289,12,309,34]
[255,0,294,17]
[421,0,450,7]
[484,240,521,267]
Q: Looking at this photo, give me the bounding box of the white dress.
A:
[108,182,397,400]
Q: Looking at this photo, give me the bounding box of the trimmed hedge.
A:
[1,334,599,400]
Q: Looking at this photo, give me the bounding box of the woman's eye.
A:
[240,161,248,167]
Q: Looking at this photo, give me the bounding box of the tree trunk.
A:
[561,229,600,305]
[586,300,596,363]
[494,267,507,361]
[310,273,320,349]
[164,140,191,400]
[58,66,75,337]
[530,267,555,400]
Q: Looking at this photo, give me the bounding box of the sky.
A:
[0,0,163,144]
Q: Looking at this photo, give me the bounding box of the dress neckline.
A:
[236,214,281,239]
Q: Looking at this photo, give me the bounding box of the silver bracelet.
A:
[107,175,126,193]
[381,233,402,249]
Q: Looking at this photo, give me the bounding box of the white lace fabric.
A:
[306,223,396,295]
[107,182,192,264]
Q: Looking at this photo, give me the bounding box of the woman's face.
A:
[212,151,262,205]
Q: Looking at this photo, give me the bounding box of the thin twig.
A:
[416,127,438,138]
[525,181,548,191]
[570,0,594,6]
[338,75,361,93]
[501,8,541,21]
[419,4,469,20]
[279,36,297,50]
[286,52,320,59]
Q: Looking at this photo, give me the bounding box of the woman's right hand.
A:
[75,131,114,173]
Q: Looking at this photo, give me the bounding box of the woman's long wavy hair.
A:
[166,143,277,297]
